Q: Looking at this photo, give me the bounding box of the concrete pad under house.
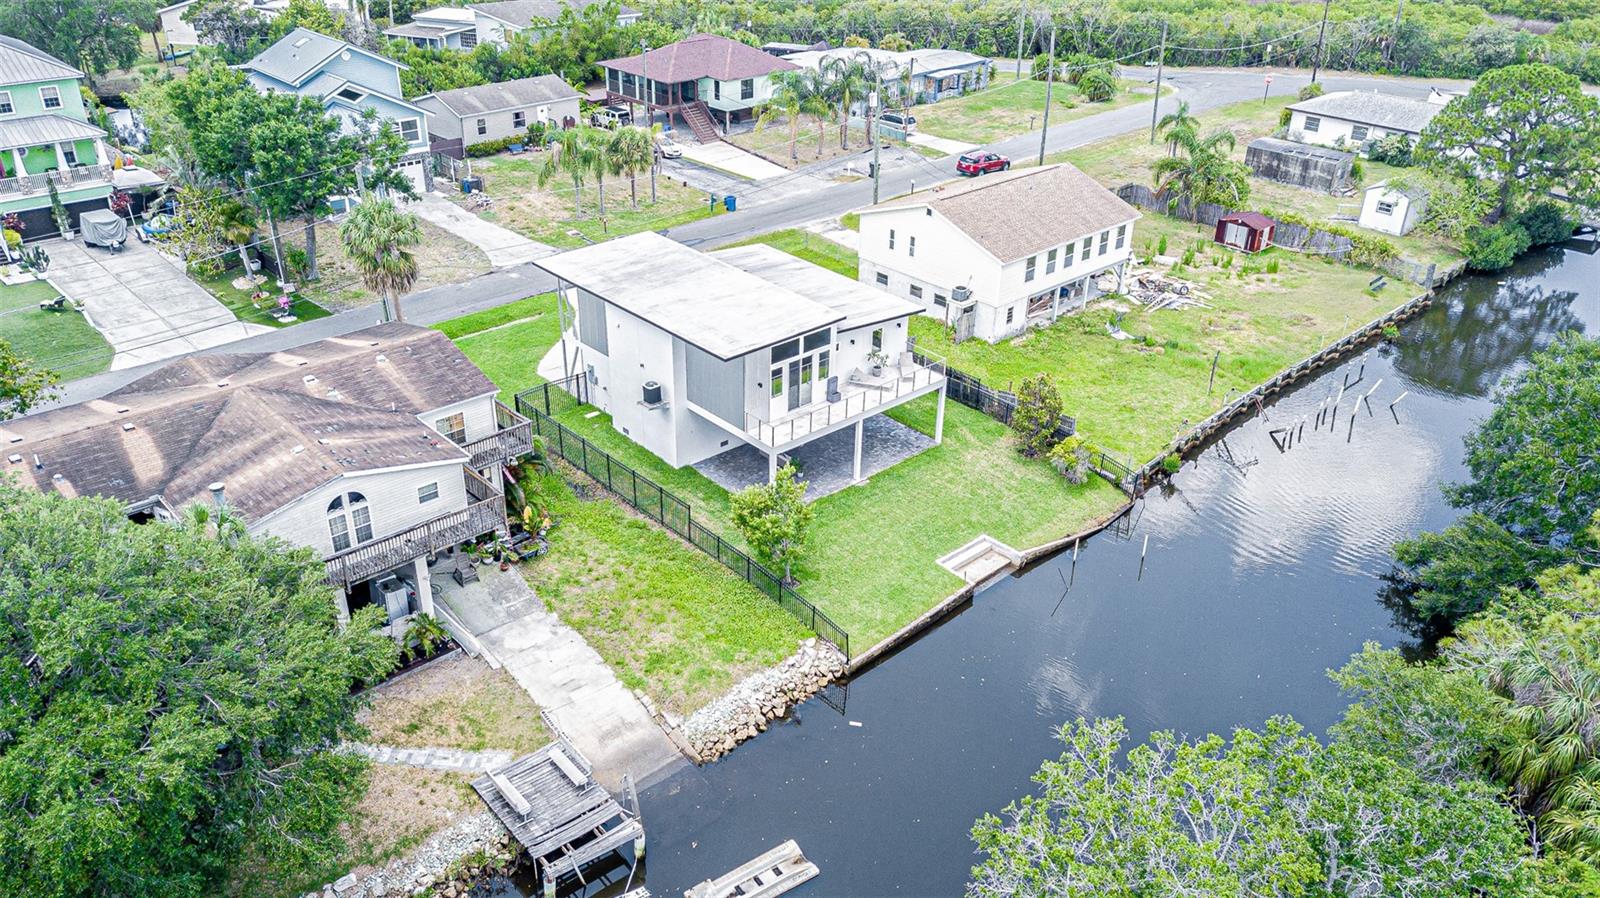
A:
[693,413,935,500]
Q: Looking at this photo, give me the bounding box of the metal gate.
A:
[953,306,976,344]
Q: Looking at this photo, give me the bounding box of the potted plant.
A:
[867,348,889,377]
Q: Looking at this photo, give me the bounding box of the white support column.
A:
[412,556,435,618]
[333,585,352,626]
[93,139,108,166]
[767,449,778,484]
[52,142,67,170]
[852,419,864,483]
[934,381,947,445]
[10,148,24,179]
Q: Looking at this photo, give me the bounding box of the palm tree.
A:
[822,57,872,150]
[607,125,655,211]
[1156,101,1199,157]
[798,68,835,159]
[215,197,258,276]
[338,195,421,323]
[538,126,593,217]
[1152,128,1243,219]
[588,127,615,217]
[758,70,809,163]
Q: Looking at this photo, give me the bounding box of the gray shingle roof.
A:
[421,75,580,117]
[0,324,494,525]
[0,114,104,152]
[0,35,81,86]
[469,0,637,28]
[242,27,347,86]
[868,163,1140,264]
[1286,90,1442,134]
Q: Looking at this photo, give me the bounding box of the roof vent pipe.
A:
[209,481,226,510]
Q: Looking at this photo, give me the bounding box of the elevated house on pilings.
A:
[599,33,800,142]
[0,323,532,632]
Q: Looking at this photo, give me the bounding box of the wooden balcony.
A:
[323,468,507,587]
[462,400,534,469]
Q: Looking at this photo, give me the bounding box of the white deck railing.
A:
[742,354,946,449]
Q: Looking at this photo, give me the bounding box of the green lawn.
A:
[191,266,333,328]
[0,280,113,380]
[724,228,858,277]
[915,78,1163,146]
[1054,95,1460,266]
[457,154,718,249]
[521,467,811,716]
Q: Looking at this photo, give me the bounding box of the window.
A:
[933,293,947,307]
[771,366,783,397]
[1080,240,1091,262]
[1063,241,1074,262]
[741,78,754,100]
[888,228,895,250]
[418,482,439,503]
[1350,125,1369,142]
[336,87,365,102]
[513,110,526,128]
[0,91,15,115]
[1046,248,1058,274]
[38,86,59,109]
[817,350,830,381]
[1115,225,1126,249]
[871,328,883,351]
[909,285,923,299]
[476,118,488,136]
[326,492,374,552]
[804,329,829,351]
[909,236,916,257]
[398,118,422,143]
[1098,231,1109,255]
[435,412,467,445]
[1024,255,1037,282]
[713,80,721,100]
[460,31,478,48]
[62,145,76,164]
[771,338,800,363]
[1303,115,1321,133]
[875,272,889,286]
[1006,307,1014,325]
[1375,200,1395,215]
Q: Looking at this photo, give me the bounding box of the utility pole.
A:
[1311,0,1332,83]
[871,87,882,204]
[1037,22,1056,166]
[1148,21,1167,144]
[1015,3,1028,80]
[1387,0,1404,66]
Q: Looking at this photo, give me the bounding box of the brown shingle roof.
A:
[868,163,1140,263]
[601,33,798,83]
[0,323,494,524]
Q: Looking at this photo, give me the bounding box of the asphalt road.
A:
[49,67,1465,407]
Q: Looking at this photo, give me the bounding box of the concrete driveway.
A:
[45,238,271,370]
[677,139,789,181]
[410,193,556,268]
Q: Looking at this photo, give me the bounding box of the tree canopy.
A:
[0,339,58,420]
[730,464,814,585]
[0,0,155,76]
[0,486,396,897]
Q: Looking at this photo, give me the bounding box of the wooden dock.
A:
[472,740,644,885]
[685,840,818,898]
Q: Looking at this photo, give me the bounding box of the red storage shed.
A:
[1214,212,1275,253]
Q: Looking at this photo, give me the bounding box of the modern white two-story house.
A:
[239,28,433,192]
[0,323,533,627]
[386,0,640,50]
[535,232,944,488]
[856,163,1140,343]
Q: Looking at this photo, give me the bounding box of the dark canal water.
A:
[478,243,1600,898]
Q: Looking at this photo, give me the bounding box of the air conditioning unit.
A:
[952,285,972,306]
[642,380,663,405]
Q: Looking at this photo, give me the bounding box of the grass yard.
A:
[454,154,717,249]
[265,218,492,312]
[0,279,113,380]
[520,467,811,717]
[360,653,550,754]
[724,228,858,277]
[448,294,562,400]
[915,78,1163,146]
[1054,95,1460,265]
[190,265,333,328]
[728,118,887,171]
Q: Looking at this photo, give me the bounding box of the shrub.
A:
[1047,436,1093,484]
[1060,52,1111,84]
[1010,374,1066,458]
[730,464,813,584]
[1348,158,1365,187]
[2,228,19,251]
[1462,221,1531,271]
[1515,201,1574,246]
[1296,82,1325,101]
[1382,324,1401,341]
[1032,52,1058,81]
[1367,133,1414,166]
[1263,207,1398,267]
[1077,68,1117,102]
[1161,453,1182,474]
[284,246,310,281]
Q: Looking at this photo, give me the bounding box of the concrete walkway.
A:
[907,132,977,156]
[410,193,556,268]
[435,565,684,791]
[678,139,789,181]
[45,238,272,370]
[345,742,514,773]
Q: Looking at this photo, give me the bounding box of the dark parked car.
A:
[956,151,1010,176]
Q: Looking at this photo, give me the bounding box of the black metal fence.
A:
[513,376,851,659]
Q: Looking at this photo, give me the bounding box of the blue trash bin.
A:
[724,195,736,212]
[461,179,473,194]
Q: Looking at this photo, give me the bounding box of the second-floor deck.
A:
[323,467,507,587]
[736,354,946,450]
[462,400,534,469]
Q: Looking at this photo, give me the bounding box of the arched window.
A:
[327,491,373,552]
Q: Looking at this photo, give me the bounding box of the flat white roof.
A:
[534,233,842,361]
[710,244,922,332]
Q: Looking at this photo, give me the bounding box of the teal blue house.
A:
[239,28,433,192]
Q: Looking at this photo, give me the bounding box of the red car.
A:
[957,151,1010,176]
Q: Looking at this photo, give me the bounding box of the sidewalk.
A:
[410,193,557,268]
[434,565,684,791]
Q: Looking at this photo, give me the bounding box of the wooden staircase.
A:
[682,100,721,143]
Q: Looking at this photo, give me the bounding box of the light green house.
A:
[0,35,116,229]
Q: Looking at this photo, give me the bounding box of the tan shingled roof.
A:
[0,323,494,524]
[868,163,1140,263]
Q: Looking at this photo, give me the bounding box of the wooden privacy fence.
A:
[513,377,851,659]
